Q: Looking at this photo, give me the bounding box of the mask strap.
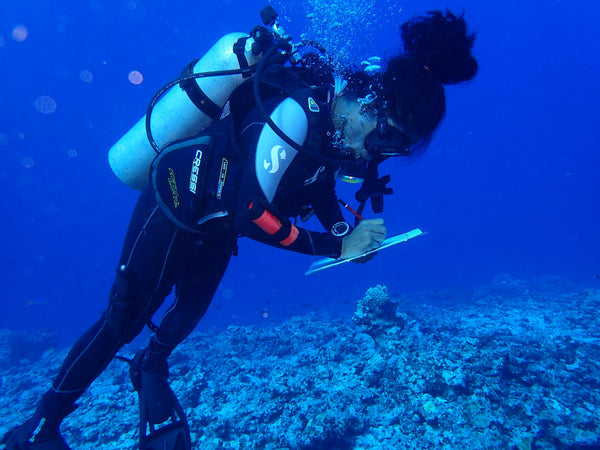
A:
[376,111,388,137]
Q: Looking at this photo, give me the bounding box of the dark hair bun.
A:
[401,10,477,85]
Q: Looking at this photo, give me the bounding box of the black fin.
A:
[138,380,191,450]
[116,353,192,450]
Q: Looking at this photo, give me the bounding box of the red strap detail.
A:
[279,225,299,246]
[253,210,282,235]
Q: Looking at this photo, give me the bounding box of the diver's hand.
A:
[340,219,386,259]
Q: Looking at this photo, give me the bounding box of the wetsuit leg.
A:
[2,186,190,447]
[155,220,237,349]
[121,219,237,450]
[41,187,186,421]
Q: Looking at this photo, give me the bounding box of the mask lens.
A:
[364,125,413,157]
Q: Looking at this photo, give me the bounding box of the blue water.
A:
[0,0,598,347]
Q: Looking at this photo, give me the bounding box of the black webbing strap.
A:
[179,59,222,120]
[146,320,159,334]
[233,37,252,78]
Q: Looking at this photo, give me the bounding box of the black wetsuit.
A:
[46,84,350,410]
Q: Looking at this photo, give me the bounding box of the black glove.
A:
[355,161,393,214]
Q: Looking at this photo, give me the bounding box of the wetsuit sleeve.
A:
[233,98,344,258]
[236,195,344,257]
[312,168,353,238]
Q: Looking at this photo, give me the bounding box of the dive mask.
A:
[364,110,414,157]
[338,111,413,183]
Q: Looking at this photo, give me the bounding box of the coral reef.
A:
[0,276,599,449]
[0,329,58,370]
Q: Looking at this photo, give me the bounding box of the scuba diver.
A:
[1,7,477,450]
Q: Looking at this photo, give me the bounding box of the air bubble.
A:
[79,70,93,83]
[21,157,35,168]
[128,70,143,85]
[12,25,29,42]
[35,96,57,114]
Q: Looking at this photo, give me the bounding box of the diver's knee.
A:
[105,265,145,343]
[105,302,144,344]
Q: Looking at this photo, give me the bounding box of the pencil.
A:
[338,199,365,221]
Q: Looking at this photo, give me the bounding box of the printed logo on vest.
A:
[216,158,228,199]
[263,145,287,174]
[189,149,203,194]
[308,97,320,113]
[220,101,231,119]
[304,166,325,186]
[168,168,180,208]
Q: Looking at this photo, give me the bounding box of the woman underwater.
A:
[2,8,477,450]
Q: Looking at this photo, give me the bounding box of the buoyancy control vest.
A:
[150,117,243,233]
[150,64,336,233]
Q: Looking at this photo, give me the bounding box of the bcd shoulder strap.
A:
[229,64,333,158]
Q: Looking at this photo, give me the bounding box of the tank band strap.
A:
[233,37,252,78]
[180,59,222,120]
